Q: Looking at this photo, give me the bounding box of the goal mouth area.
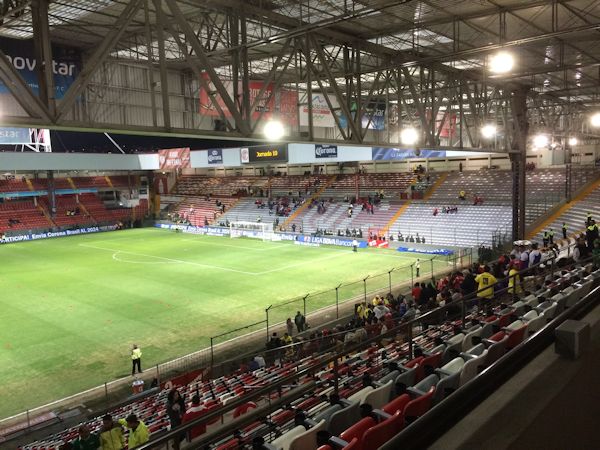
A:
[229,221,276,241]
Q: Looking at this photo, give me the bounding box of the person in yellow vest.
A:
[131,344,142,375]
[562,222,568,239]
[475,265,497,308]
[372,295,381,306]
[508,264,522,297]
[458,190,466,200]
[100,414,125,450]
[118,414,150,449]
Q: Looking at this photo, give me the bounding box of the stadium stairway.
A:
[281,175,336,229]
[105,175,114,188]
[527,177,600,243]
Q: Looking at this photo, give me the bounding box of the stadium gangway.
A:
[134,250,588,450]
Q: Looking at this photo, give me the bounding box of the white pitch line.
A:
[78,243,257,275]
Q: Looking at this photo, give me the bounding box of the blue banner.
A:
[207,148,223,165]
[296,235,369,248]
[0,188,98,199]
[315,144,338,159]
[0,127,30,144]
[0,225,117,245]
[372,147,447,161]
[396,246,454,255]
[336,102,386,130]
[0,36,81,99]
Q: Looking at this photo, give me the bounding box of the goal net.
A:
[229,221,278,241]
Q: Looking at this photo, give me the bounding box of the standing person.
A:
[294,311,306,333]
[286,317,294,336]
[100,414,124,450]
[72,425,100,450]
[562,222,568,239]
[542,230,549,247]
[415,259,421,277]
[548,228,555,245]
[118,414,150,449]
[167,389,186,449]
[352,238,358,252]
[474,265,498,310]
[131,344,142,375]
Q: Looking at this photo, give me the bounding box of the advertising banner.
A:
[371,147,446,160]
[0,36,81,99]
[396,246,454,255]
[0,127,30,144]
[240,144,288,164]
[199,75,298,125]
[158,148,191,170]
[299,93,338,128]
[315,144,338,159]
[336,102,387,131]
[0,226,117,245]
[207,148,223,165]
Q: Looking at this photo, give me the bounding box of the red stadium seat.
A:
[340,417,376,450]
[233,401,257,418]
[488,331,506,342]
[404,387,435,421]
[362,411,404,449]
[383,393,411,415]
[505,325,528,350]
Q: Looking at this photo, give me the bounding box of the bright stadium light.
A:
[568,137,578,146]
[489,51,514,74]
[481,124,497,139]
[263,119,285,140]
[400,127,419,146]
[533,134,549,149]
[590,112,600,127]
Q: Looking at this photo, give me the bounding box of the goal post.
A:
[229,221,277,241]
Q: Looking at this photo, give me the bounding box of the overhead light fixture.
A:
[489,51,514,74]
[481,124,497,139]
[400,127,419,146]
[590,112,600,127]
[568,137,578,146]
[533,134,549,149]
[263,119,285,140]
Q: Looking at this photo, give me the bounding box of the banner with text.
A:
[159,148,191,169]
[315,144,338,159]
[240,144,288,164]
[0,36,81,99]
[207,148,223,165]
[299,93,339,128]
[198,75,298,126]
[371,147,446,160]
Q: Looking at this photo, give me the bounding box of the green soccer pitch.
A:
[0,227,448,419]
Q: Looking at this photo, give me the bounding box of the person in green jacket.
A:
[72,424,100,450]
[100,414,124,450]
[131,344,142,375]
[119,414,150,449]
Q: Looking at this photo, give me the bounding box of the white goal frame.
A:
[229,221,277,241]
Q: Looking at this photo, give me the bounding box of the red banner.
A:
[199,74,298,125]
[158,148,190,170]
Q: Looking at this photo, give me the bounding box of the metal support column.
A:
[31,0,56,117]
[510,86,529,241]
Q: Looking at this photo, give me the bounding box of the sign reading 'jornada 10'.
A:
[240,144,288,164]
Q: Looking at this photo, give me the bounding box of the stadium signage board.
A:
[0,127,30,144]
[315,144,338,158]
[0,225,117,244]
[159,147,191,169]
[240,145,288,164]
[0,36,81,99]
[396,246,454,255]
[207,148,223,165]
[371,147,447,160]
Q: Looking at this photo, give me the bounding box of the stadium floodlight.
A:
[263,119,285,140]
[489,51,514,74]
[533,134,549,149]
[568,137,578,146]
[400,127,419,146]
[481,124,497,139]
[590,112,600,127]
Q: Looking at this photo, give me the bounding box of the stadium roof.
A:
[1,1,600,146]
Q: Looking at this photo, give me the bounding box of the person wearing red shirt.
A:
[181,395,208,442]
[411,282,422,303]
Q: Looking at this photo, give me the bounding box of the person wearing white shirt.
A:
[352,239,358,252]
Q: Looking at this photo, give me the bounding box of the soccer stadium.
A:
[0,1,599,450]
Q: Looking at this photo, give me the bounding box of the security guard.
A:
[131,344,142,375]
[542,230,549,247]
[562,222,568,239]
[548,228,555,245]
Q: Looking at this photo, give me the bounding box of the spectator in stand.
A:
[294,311,306,333]
[100,414,124,450]
[118,414,150,449]
[411,282,422,304]
[461,270,477,296]
[167,388,186,431]
[72,424,100,450]
[475,266,497,310]
[286,317,294,336]
[182,395,208,441]
[508,261,522,297]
